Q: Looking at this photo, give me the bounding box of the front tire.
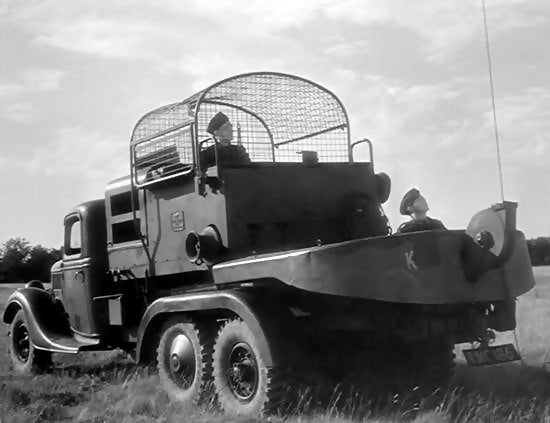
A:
[212,318,284,416]
[9,310,52,373]
[157,316,214,404]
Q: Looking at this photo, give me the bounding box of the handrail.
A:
[350,138,373,166]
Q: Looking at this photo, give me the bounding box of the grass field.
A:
[1,268,550,422]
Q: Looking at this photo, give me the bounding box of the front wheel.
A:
[9,310,52,373]
[212,318,285,416]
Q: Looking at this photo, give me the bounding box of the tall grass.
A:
[1,268,550,422]
[3,356,550,422]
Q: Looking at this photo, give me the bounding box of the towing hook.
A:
[480,329,496,347]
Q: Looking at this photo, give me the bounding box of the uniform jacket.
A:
[201,144,251,169]
[397,217,446,234]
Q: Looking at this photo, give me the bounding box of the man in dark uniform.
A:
[201,112,250,169]
[397,188,446,233]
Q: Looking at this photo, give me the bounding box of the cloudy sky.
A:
[0,0,549,248]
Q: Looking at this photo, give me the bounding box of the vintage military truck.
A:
[3,72,535,415]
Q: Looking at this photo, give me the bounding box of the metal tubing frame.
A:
[350,138,374,167]
[192,71,351,161]
[196,99,276,163]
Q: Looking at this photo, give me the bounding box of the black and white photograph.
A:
[1,1,549,421]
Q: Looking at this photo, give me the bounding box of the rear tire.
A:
[157,316,214,404]
[9,310,52,374]
[419,337,456,389]
[212,318,285,416]
[403,337,455,391]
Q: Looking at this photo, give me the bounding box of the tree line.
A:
[527,237,550,266]
[0,238,61,284]
[1,236,550,284]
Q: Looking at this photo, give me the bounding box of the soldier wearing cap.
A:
[397,188,446,233]
[201,112,250,169]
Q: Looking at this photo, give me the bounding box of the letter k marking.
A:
[405,250,418,271]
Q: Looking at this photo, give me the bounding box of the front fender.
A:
[2,287,76,353]
[136,289,292,365]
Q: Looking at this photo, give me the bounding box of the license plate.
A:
[463,343,521,367]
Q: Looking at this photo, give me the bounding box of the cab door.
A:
[61,212,96,335]
[60,204,109,336]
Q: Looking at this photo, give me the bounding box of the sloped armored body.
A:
[3,72,534,415]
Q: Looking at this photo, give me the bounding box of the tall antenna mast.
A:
[482,0,525,364]
[481,0,505,202]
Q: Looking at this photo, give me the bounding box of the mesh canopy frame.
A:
[130,72,351,174]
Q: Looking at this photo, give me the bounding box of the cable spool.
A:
[465,202,517,260]
[462,202,516,282]
[185,225,224,265]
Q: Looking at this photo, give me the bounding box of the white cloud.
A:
[347,75,470,152]
[24,68,64,91]
[4,102,34,122]
[323,0,547,61]
[238,0,337,29]
[23,127,128,184]
[4,1,166,60]
[449,86,550,172]
[0,68,65,98]
[4,0,299,83]
[4,0,547,69]
[0,128,128,246]
[495,87,550,169]
[486,0,549,31]
[345,72,550,181]
[0,82,20,97]
[324,40,369,58]
[35,19,155,60]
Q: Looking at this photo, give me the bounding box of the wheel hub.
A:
[227,342,258,401]
[13,322,30,362]
[168,333,196,387]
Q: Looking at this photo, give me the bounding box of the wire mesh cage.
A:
[130,72,351,185]
[133,125,194,185]
[195,73,350,162]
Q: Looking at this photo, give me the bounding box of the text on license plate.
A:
[462,343,520,367]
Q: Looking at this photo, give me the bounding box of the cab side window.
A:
[64,215,82,256]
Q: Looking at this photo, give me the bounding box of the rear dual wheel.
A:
[213,318,285,416]
[388,336,455,392]
[157,315,286,415]
[413,337,456,389]
[157,317,214,404]
[9,310,52,373]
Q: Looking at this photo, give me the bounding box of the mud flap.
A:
[490,299,517,331]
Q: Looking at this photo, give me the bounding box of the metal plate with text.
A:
[463,343,521,367]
